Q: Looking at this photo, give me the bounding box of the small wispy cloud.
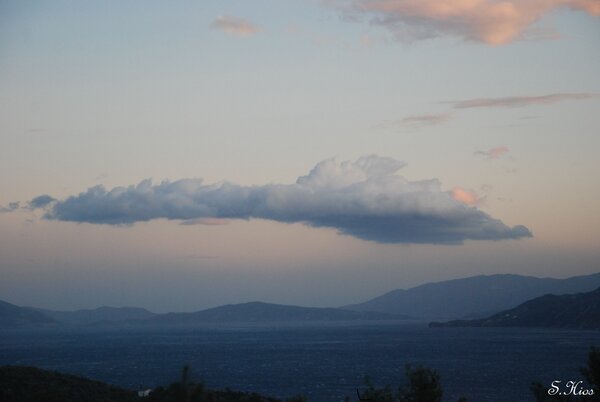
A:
[28,195,56,210]
[399,114,451,126]
[211,15,260,37]
[328,0,600,45]
[453,93,597,109]
[475,146,510,159]
[383,113,451,131]
[29,156,532,245]
[0,202,20,213]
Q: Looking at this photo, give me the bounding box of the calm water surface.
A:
[1,322,598,401]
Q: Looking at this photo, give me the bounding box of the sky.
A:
[1,0,599,313]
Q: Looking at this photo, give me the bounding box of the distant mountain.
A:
[343,272,600,320]
[430,287,600,329]
[0,300,56,327]
[37,306,156,325]
[149,301,409,324]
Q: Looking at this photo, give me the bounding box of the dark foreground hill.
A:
[149,301,408,324]
[344,272,600,320]
[0,300,56,327]
[0,366,292,402]
[0,366,139,402]
[430,287,600,329]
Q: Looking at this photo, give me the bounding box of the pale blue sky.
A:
[1,0,599,312]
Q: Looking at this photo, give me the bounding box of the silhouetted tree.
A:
[360,375,395,402]
[147,365,284,402]
[284,395,308,402]
[398,365,443,402]
[581,346,600,400]
[356,365,448,402]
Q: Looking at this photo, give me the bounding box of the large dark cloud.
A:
[36,156,531,245]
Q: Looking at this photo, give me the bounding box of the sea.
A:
[1,321,598,401]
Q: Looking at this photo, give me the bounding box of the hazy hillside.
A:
[2,300,406,328]
[37,306,156,325]
[344,272,600,320]
[430,287,600,329]
[6,272,600,325]
[150,301,409,324]
[0,300,56,327]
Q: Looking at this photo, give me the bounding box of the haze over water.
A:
[1,323,598,402]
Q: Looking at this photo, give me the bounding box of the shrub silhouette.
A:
[148,365,281,402]
[357,365,446,402]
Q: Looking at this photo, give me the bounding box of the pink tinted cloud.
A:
[475,146,510,159]
[452,187,481,206]
[211,16,260,37]
[340,0,600,44]
[454,93,597,109]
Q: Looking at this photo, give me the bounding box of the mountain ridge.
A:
[430,286,600,329]
[1,300,409,327]
[0,300,56,326]
[148,301,411,324]
[35,306,156,325]
[3,272,600,326]
[343,272,600,319]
